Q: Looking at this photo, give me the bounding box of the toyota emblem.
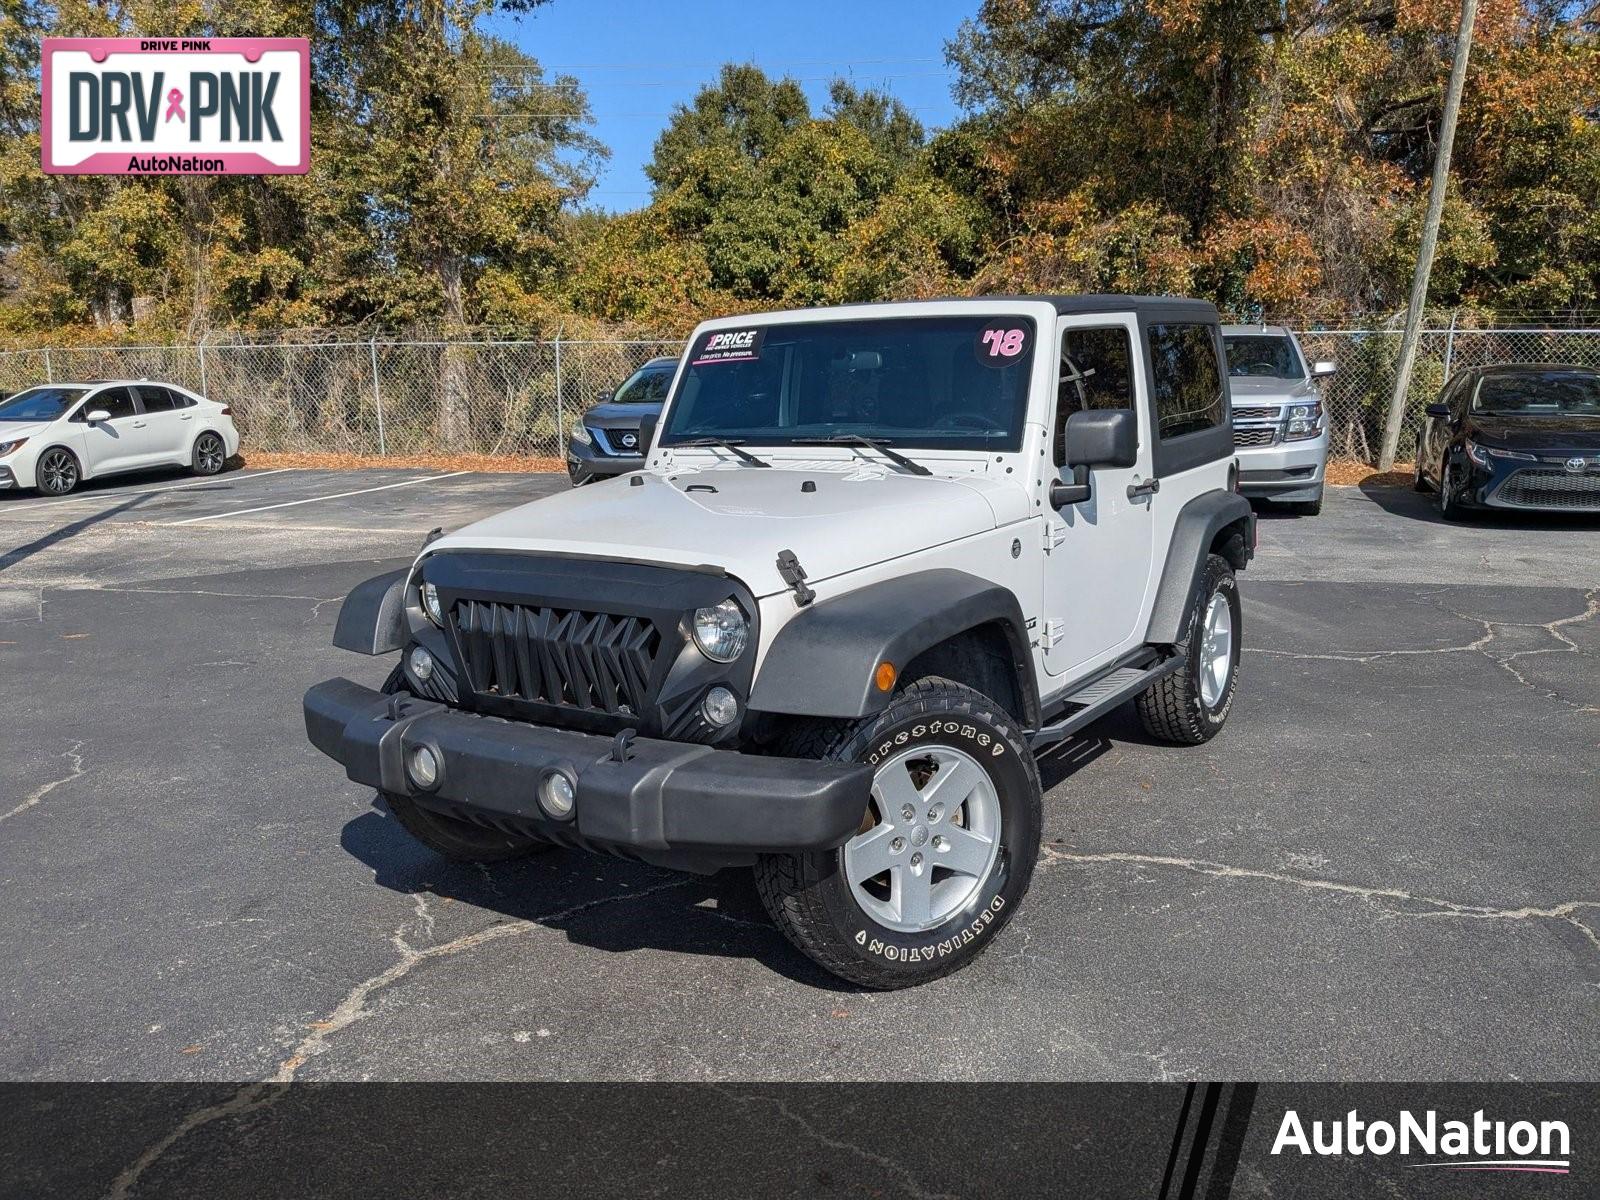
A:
[621,432,638,449]
[1565,457,1587,474]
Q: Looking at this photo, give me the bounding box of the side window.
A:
[1148,324,1225,440]
[134,385,176,413]
[92,387,137,420]
[1055,326,1135,465]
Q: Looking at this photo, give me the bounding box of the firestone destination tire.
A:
[755,677,1042,990]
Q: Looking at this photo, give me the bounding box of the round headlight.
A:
[421,581,444,626]
[409,645,435,682]
[701,686,740,727]
[692,599,749,663]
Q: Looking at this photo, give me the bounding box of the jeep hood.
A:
[429,466,1025,597]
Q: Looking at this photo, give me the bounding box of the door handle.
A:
[180,413,194,420]
[1127,477,1160,500]
[132,420,147,428]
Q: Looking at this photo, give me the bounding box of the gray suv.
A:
[566,356,676,485]
[1222,325,1335,515]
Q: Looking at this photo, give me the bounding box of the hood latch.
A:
[776,549,816,608]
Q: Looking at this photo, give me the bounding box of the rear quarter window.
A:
[1149,324,1225,440]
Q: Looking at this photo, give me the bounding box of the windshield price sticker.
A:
[692,328,765,366]
[976,320,1029,367]
[41,38,310,175]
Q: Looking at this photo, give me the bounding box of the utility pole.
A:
[1377,0,1478,471]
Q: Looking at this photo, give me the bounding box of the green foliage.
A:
[2,1,1598,341]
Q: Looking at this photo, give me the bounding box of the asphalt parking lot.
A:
[1,468,1595,1084]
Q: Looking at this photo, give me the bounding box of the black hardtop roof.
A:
[1016,294,1221,320]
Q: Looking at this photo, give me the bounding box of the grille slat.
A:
[1232,405,1279,421]
[1233,427,1278,447]
[452,600,660,715]
[1498,469,1600,510]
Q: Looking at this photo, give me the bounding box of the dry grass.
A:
[1326,460,1413,488]
[240,450,564,474]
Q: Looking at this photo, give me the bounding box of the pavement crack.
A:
[1042,848,1600,954]
[1246,588,1599,713]
[708,1086,961,1200]
[101,876,693,1198]
[0,740,85,825]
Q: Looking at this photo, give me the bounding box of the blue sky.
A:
[487,0,977,211]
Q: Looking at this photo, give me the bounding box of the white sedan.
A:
[0,380,241,496]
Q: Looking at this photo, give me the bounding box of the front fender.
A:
[332,568,409,654]
[748,569,1038,723]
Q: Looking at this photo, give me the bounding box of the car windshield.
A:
[0,386,88,422]
[1224,335,1304,380]
[659,316,1037,451]
[1473,371,1600,416]
[613,364,674,405]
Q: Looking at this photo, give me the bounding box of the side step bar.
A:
[1028,655,1185,750]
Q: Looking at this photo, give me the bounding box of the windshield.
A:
[1224,335,1304,380]
[0,386,88,422]
[1473,371,1600,416]
[659,316,1037,451]
[613,364,674,405]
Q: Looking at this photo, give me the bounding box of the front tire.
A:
[192,431,226,476]
[35,447,81,496]
[1136,553,1240,744]
[1294,488,1324,517]
[755,678,1041,989]
[1437,459,1471,521]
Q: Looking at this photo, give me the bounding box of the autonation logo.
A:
[1273,1108,1571,1175]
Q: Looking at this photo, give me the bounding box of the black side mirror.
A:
[1064,408,1138,469]
[636,413,658,453]
[1424,403,1451,419]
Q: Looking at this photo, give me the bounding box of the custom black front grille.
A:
[451,599,661,716]
[1233,427,1278,447]
[1233,405,1279,421]
[1497,469,1600,510]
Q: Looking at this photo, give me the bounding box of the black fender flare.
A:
[1145,490,1254,645]
[333,568,410,654]
[748,569,1040,725]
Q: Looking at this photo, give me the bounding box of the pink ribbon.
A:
[164,88,185,123]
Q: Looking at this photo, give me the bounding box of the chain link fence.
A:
[1,325,1596,464]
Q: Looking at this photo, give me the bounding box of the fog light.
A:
[701,686,739,727]
[409,645,434,681]
[408,745,439,790]
[538,771,576,820]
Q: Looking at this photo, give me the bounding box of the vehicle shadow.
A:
[0,492,153,573]
[340,802,861,991]
[1358,478,1600,529]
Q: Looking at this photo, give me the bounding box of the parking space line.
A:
[0,468,300,512]
[163,471,471,525]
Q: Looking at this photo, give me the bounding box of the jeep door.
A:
[1044,314,1157,677]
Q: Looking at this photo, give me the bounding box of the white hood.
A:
[430,463,1029,597]
[0,421,52,447]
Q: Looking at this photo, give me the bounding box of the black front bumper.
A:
[304,678,871,873]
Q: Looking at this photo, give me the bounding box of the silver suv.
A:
[1222,325,1335,515]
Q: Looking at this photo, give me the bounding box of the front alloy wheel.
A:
[36,448,79,496]
[755,676,1042,989]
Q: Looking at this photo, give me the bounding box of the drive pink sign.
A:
[42,38,309,175]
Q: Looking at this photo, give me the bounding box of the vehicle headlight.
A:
[1484,446,1536,461]
[0,438,26,456]
[692,599,749,662]
[570,423,593,446]
[1284,402,1322,441]
[420,580,444,626]
[1465,440,1490,467]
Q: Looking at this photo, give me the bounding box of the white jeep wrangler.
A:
[305,296,1255,989]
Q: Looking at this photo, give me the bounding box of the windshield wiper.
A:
[790,435,932,476]
[676,437,770,468]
